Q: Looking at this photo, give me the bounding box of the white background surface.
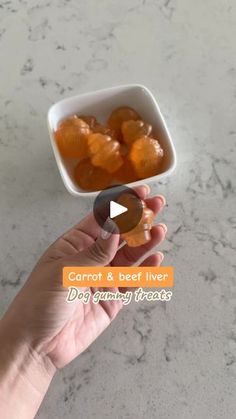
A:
[0,1,236,418]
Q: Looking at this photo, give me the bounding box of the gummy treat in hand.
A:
[107,106,140,139]
[121,120,152,146]
[122,203,154,247]
[74,160,112,191]
[114,158,137,184]
[129,136,164,179]
[118,195,154,247]
[88,133,123,173]
[77,115,97,129]
[55,116,90,159]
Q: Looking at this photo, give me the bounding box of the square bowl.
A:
[47,84,176,197]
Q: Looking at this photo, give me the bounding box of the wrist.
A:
[0,317,56,419]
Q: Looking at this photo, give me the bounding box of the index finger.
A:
[72,184,151,239]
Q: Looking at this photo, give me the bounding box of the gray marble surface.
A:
[0,1,236,418]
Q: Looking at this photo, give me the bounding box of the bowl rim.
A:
[47,83,177,197]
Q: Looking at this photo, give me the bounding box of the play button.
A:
[93,185,144,234]
[110,201,128,219]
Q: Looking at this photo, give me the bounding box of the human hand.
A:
[0,185,167,418]
[2,185,167,371]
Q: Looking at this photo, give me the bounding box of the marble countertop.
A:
[0,1,236,418]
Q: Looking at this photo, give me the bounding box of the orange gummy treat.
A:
[74,160,112,191]
[93,124,116,139]
[77,115,97,129]
[118,196,154,247]
[88,133,123,173]
[119,143,129,156]
[129,137,164,179]
[55,116,90,159]
[114,158,137,184]
[107,106,140,139]
[121,120,152,145]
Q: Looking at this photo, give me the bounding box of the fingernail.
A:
[101,229,112,240]
[157,251,164,262]
[144,184,151,195]
[158,223,167,233]
[157,195,166,207]
[101,218,118,240]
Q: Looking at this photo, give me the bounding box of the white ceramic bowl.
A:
[47,84,176,197]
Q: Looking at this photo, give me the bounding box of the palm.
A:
[29,228,122,368]
[46,286,122,369]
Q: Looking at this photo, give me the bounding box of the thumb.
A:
[73,218,120,266]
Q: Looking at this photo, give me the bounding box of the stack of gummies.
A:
[54,106,164,192]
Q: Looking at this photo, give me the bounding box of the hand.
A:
[0,185,166,418]
[2,186,167,370]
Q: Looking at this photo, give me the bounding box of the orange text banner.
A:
[63,266,174,288]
